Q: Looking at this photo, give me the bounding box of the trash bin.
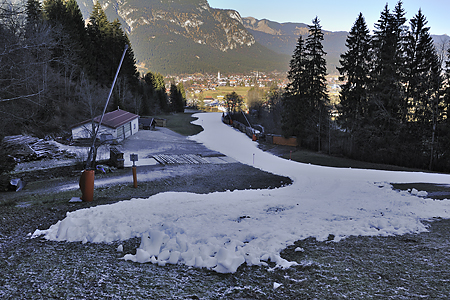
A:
[79,169,94,202]
[110,147,125,169]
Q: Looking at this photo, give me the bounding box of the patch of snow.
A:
[33,113,450,274]
[182,19,203,28]
[273,282,282,289]
[228,10,243,24]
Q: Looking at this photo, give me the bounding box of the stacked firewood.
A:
[2,135,75,162]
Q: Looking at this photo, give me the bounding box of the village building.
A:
[71,109,139,143]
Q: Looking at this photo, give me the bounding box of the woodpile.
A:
[3,135,75,162]
[152,154,209,165]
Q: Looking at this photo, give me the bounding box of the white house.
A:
[71,109,139,143]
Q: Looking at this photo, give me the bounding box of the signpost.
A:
[130,153,138,188]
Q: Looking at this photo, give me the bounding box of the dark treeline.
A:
[280,1,450,172]
[0,0,185,140]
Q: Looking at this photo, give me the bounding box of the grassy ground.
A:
[287,149,428,172]
[201,86,267,101]
[259,142,431,173]
[148,112,204,136]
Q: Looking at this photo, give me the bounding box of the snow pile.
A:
[32,113,450,273]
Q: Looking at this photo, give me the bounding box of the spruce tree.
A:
[86,4,138,92]
[337,13,371,154]
[282,17,329,150]
[304,16,329,151]
[25,0,43,37]
[169,83,184,113]
[369,1,407,129]
[64,0,87,56]
[144,72,168,112]
[406,9,441,123]
[177,82,186,103]
[86,2,110,85]
[282,35,307,138]
[406,9,442,169]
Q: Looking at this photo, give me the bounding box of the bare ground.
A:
[1,126,450,299]
[1,161,450,299]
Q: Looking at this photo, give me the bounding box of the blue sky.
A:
[208,0,449,35]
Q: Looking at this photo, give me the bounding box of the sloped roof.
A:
[72,109,139,129]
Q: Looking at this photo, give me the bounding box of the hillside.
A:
[243,17,450,75]
[75,0,449,75]
[76,0,289,75]
[243,17,347,75]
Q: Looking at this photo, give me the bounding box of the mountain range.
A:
[75,0,449,75]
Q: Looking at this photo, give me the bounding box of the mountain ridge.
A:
[242,17,348,74]
[74,0,449,75]
[76,0,289,75]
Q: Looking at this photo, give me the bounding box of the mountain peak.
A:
[75,0,288,74]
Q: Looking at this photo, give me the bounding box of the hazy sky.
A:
[208,0,449,35]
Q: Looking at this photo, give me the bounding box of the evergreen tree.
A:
[63,0,87,57]
[169,83,184,112]
[282,35,307,137]
[304,16,329,151]
[63,0,85,40]
[109,20,138,86]
[406,9,441,123]
[285,36,307,98]
[42,0,66,25]
[42,0,86,82]
[86,2,111,85]
[337,13,371,153]
[369,1,407,129]
[177,82,186,103]
[443,49,450,121]
[144,72,168,112]
[282,17,329,150]
[25,0,43,37]
[406,9,442,169]
[86,4,138,95]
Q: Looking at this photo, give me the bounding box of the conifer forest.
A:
[0,0,184,139]
[281,1,450,172]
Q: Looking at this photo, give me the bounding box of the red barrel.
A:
[79,169,95,202]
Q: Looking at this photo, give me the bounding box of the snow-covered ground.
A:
[33,113,450,273]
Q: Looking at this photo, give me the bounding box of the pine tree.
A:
[25,0,43,37]
[304,16,329,151]
[406,9,442,169]
[86,4,138,92]
[42,0,86,81]
[369,1,407,129]
[42,0,66,25]
[282,17,329,150]
[86,2,111,85]
[337,13,371,154]
[282,36,307,137]
[177,82,186,103]
[406,9,441,123]
[169,83,184,112]
[144,72,168,112]
[63,0,87,55]
[285,36,307,98]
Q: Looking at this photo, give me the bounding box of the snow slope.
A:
[33,113,450,273]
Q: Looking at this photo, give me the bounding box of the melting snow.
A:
[32,113,450,273]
